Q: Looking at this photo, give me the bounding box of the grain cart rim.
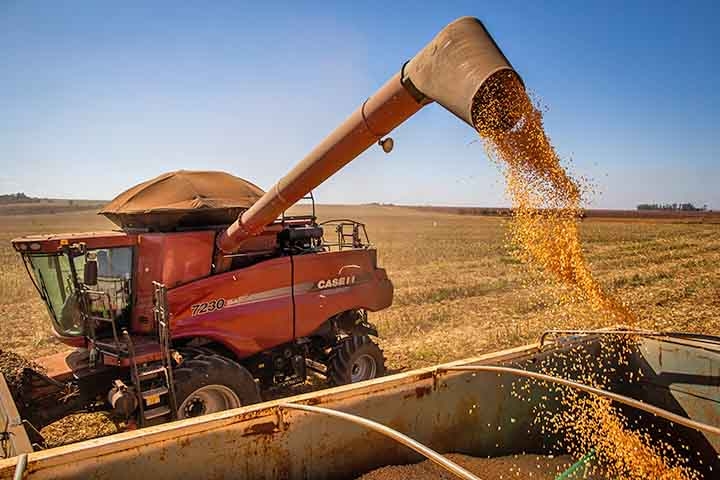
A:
[537,328,720,349]
[437,365,720,436]
[178,385,241,419]
[278,403,481,480]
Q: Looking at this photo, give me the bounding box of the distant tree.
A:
[0,192,32,204]
[637,202,703,212]
[637,203,658,210]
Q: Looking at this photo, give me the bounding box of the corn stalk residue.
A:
[472,71,699,479]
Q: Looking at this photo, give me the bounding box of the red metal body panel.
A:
[12,231,136,253]
[168,256,293,357]
[133,231,215,333]
[157,232,215,287]
[33,349,85,384]
[291,249,392,337]
[167,249,392,359]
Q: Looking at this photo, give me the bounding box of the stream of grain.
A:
[471,70,699,480]
[472,70,635,324]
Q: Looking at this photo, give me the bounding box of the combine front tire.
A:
[328,335,386,385]
[174,352,260,419]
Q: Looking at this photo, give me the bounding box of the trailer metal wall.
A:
[2,334,718,479]
[1,343,553,479]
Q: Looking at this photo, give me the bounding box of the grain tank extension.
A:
[8,17,523,436]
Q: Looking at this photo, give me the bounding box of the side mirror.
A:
[84,252,98,286]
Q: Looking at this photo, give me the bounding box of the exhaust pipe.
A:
[217,17,523,253]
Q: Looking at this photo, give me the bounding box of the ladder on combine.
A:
[125,282,178,427]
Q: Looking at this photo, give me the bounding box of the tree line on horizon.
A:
[636,203,707,212]
[0,192,40,204]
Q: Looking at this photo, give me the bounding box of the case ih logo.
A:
[316,275,356,290]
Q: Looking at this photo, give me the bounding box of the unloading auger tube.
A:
[217,16,523,253]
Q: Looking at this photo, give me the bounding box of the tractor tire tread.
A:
[174,352,260,417]
[328,335,385,386]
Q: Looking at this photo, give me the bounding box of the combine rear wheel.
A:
[328,335,386,385]
[174,351,260,419]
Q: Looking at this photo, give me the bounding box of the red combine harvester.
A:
[9,17,523,434]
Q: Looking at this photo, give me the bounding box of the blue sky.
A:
[1,1,718,209]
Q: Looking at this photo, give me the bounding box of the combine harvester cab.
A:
[0,329,718,479]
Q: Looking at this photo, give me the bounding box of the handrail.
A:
[437,365,720,436]
[123,330,145,427]
[278,403,481,480]
[318,219,371,250]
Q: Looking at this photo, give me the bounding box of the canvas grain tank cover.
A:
[100,170,265,231]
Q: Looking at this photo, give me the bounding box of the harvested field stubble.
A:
[3,205,717,449]
[2,206,718,370]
